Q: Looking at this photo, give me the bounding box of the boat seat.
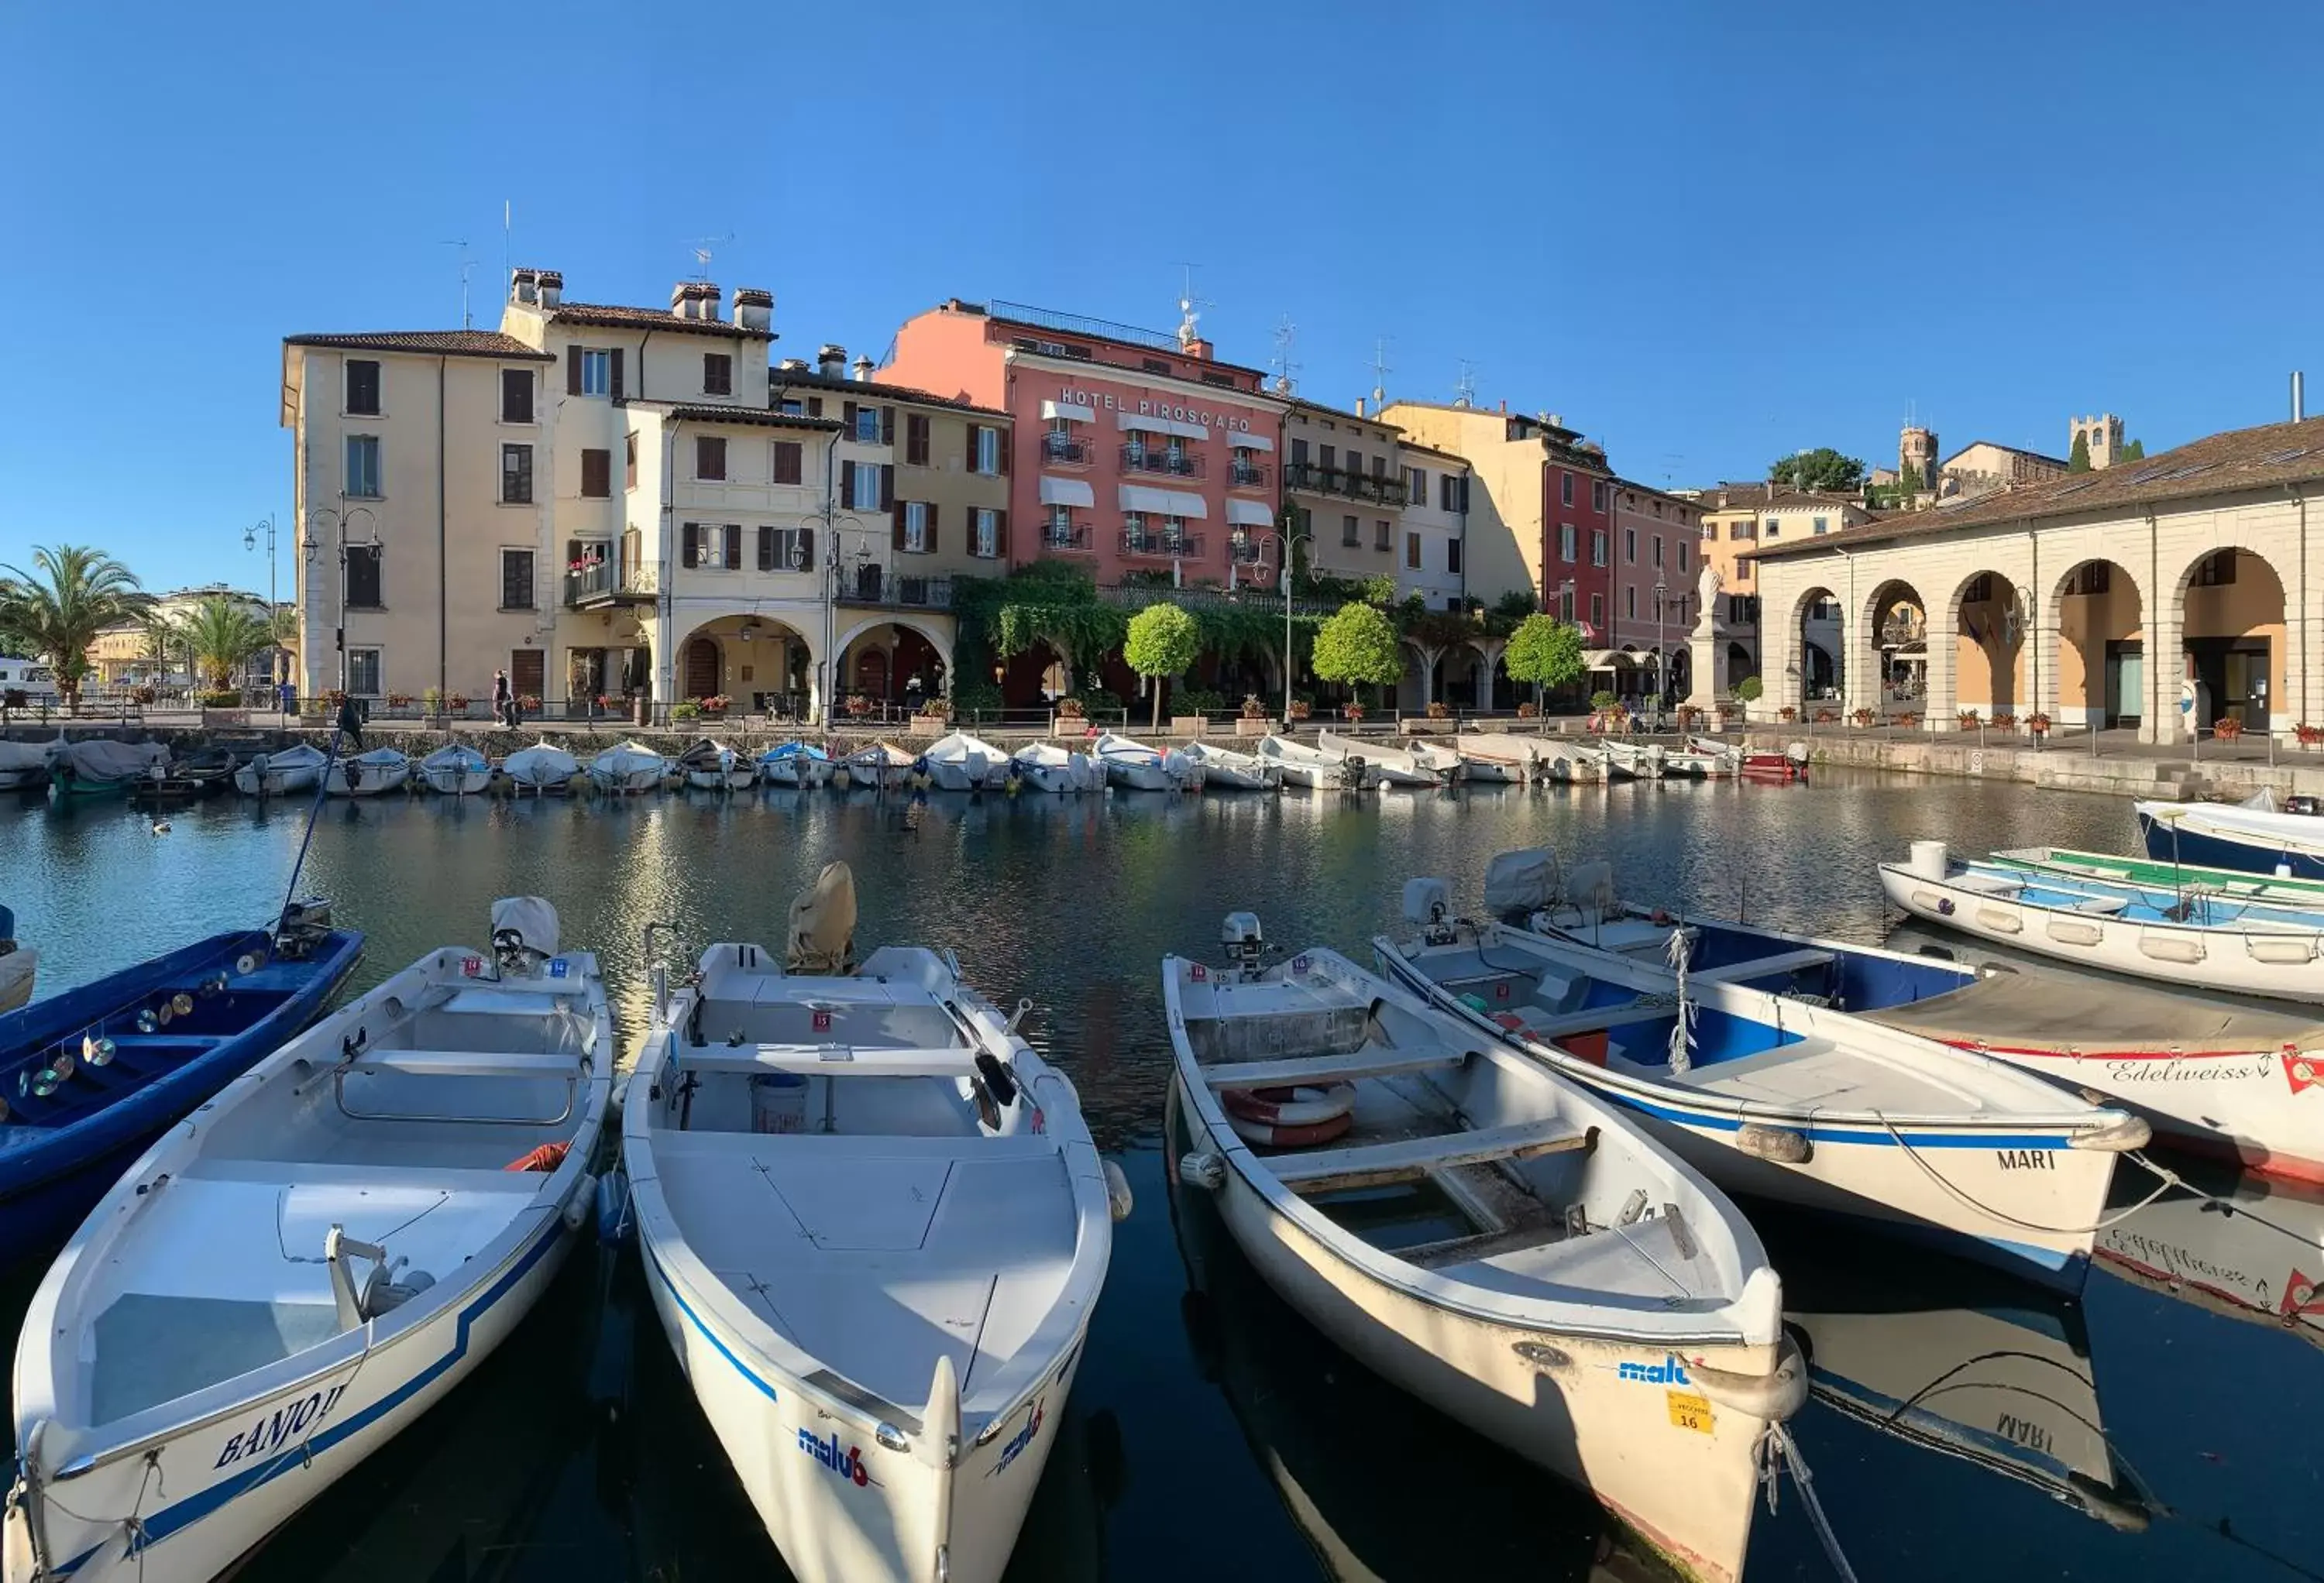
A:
[671,1043,978,1079]
[1201,1046,1465,1090]
[339,1049,586,1078]
[1270,1117,1595,1193]
[1691,947,1834,983]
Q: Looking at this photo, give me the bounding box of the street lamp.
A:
[244,514,280,691]
[1231,520,1315,729]
[1653,579,1667,730]
[303,506,380,698]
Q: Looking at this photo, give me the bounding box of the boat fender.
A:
[1220,1083,1358,1148]
[974,1051,1019,1106]
[1691,1333,1810,1423]
[596,1167,634,1245]
[506,1140,571,1173]
[1736,1124,1811,1165]
[1101,1159,1134,1223]
[1177,1151,1226,1190]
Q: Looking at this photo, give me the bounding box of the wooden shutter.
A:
[997,428,1010,475]
[773,441,802,485]
[566,538,582,565]
[724,525,741,569]
[995,508,1009,560]
[567,350,582,396]
[841,460,857,503]
[757,525,774,571]
[682,522,700,568]
[881,407,895,445]
[806,396,822,417]
[581,449,610,498]
[907,413,930,465]
[797,527,814,570]
[609,349,624,399]
[965,423,980,469]
[927,503,939,555]
[892,500,906,550]
[880,464,895,509]
[844,400,858,431]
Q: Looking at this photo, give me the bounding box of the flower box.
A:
[1342,704,1365,723]
[1233,716,1270,737]
[1288,701,1312,721]
[1426,701,1451,719]
[909,714,949,736]
[1171,715,1207,735]
[2297,723,2322,748]
[1778,706,1798,723]
[1851,708,1876,728]
[2026,713,2051,738]
[1813,709,1838,725]
[1957,710,1981,730]
[2214,717,2244,741]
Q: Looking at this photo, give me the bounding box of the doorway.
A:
[683,637,721,700]
[2103,641,2143,728]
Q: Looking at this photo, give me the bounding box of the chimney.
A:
[696,283,721,322]
[733,287,773,334]
[535,270,562,309]
[1355,396,1367,418]
[777,357,810,372]
[817,344,846,379]
[510,267,538,307]
[670,282,698,318]
[2296,371,2307,423]
[1184,336,1213,361]
[851,355,875,383]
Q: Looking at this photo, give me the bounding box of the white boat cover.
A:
[0,739,59,772]
[593,741,665,778]
[503,742,581,783]
[759,740,829,764]
[786,861,858,974]
[57,740,169,781]
[490,896,560,959]
[1483,848,1559,915]
[421,744,489,773]
[247,743,328,776]
[927,731,1006,771]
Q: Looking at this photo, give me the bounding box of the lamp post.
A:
[301,506,380,698]
[806,512,868,724]
[1230,520,1314,729]
[243,514,280,690]
[1654,579,1667,730]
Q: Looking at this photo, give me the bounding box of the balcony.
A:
[1120,445,1205,480]
[1282,462,1406,506]
[1228,458,1272,490]
[562,562,658,607]
[1040,432,1094,466]
[836,565,954,612]
[1121,527,1203,559]
[1041,522,1093,553]
[1229,536,1266,565]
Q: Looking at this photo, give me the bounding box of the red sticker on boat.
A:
[1495,983,1511,1001]
[2287,1050,2318,1094]
[461,956,484,977]
[813,1009,832,1032]
[1190,963,1207,982]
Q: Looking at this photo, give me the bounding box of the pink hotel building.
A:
[882,300,1290,585]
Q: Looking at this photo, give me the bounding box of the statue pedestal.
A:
[1685,628,1725,711]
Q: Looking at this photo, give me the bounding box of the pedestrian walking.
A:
[335,690,364,751]
[492,668,514,728]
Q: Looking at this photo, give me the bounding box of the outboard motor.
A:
[1336,754,1368,793]
[1221,912,1269,981]
[490,895,562,976]
[275,897,335,959]
[1401,878,1456,945]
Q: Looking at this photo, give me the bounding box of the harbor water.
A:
[5,771,2320,1581]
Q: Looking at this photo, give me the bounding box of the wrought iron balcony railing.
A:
[1120,446,1205,479]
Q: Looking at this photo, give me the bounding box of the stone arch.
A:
[673,612,821,719]
[1000,639,1072,711]
[834,614,954,712]
[1946,568,2027,717]
[1860,577,1928,716]
[2047,557,2145,730]
[1789,583,1844,716]
[2168,544,2288,737]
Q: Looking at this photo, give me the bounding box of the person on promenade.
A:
[493,669,514,728]
[335,690,364,751]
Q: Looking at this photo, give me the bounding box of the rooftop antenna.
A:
[438,239,474,328]
[1368,338,1393,411]
[1173,262,1211,351]
[1269,316,1300,396]
[501,199,512,281]
[687,232,736,280]
[1453,360,1478,409]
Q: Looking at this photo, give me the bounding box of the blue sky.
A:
[3,1,2316,594]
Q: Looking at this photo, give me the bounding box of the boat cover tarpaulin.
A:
[58,740,169,781]
[1860,970,2324,1056]
[490,897,561,960]
[1483,849,1559,916]
[0,740,58,772]
[787,862,858,975]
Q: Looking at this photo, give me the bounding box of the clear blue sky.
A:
[4,1,2316,594]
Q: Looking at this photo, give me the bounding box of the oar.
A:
[272,726,346,940]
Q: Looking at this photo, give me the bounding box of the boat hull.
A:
[2140,806,2324,878]
[685,769,757,791]
[232,765,321,797]
[1198,764,1273,791]
[1170,1082,1766,1583]
[421,767,493,795]
[323,764,408,797]
[1739,754,1805,782]
[0,949,34,1015]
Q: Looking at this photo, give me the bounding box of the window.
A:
[973,508,1000,559]
[1342,513,1360,547]
[696,435,727,480]
[1373,455,1388,479]
[778,397,806,416]
[703,353,732,396]
[1812,515,1830,534]
[500,444,534,504]
[624,432,638,489]
[500,549,535,610]
[2067,562,2113,596]
[1561,472,1575,507]
[580,349,611,397]
[1652,501,1663,519]
[500,369,533,424]
[972,424,1001,475]
[1678,543,1690,573]
[1558,585,1575,623]
[1141,356,1171,375]
[581,448,611,499]
[1046,504,1077,547]
[1559,524,1577,561]
[1375,519,1392,551]
[854,405,881,444]
[1446,539,1462,575]
[1590,530,1606,566]
[1590,593,1605,631]
[850,462,883,511]
[1624,528,1637,563]
[1963,573,1994,603]
[902,501,930,552]
[1626,586,1637,620]
[1289,438,1309,467]
[762,527,814,571]
[1346,450,1362,478]
[1591,479,1608,513]
[906,413,931,465]
[1320,445,1336,474]
[1408,465,1426,503]
[1728,521,1754,541]
[1161,515,1188,551]
[345,545,382,608]
[1764,516,1780,537]
[345,435,381,499]
[681,523,742,569]
[346,648,382,696]
[1405,531,1421,570]
[772,440,803,485]
[1652,535,1663,568]
[345,359,380,416]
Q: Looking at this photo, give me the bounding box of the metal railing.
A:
[1121,446,1205,479]
[989,300,1181,353]
[1041,523,1093,552]
[1095,583,1338,617]
[1040,433,1094,464]
[836,569,954,610]
[1282,463,1407,505]
[1228,460,1272,489]
[1121,528,1203,559]
[563,562,659,605]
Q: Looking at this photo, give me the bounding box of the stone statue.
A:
[1695,563,1722,635]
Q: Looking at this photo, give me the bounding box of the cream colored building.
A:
[1938,439,2068,500]
[1751,412,2324,741]
[1680,484,1873,685]
[1280,398,1470,610]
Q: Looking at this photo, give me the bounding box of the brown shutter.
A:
[965,423,979,469]
[757,525,774,571]
[682,522,700,568]
[567,350,582,396]
[880,464,895,509]
[609,349,624,399]
[995,508,1009,560]
[724,525,741,569]
[841,459,856,503]
[844,400,858,430]
[892,500,906,551]
[881,406,895,445]
[799,527,815,570]
[997,427,1010,475]
[806,396,822,417]
[927,503,939,555]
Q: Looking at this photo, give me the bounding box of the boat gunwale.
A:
[1879,860,2324,946]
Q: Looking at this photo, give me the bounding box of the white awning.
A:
[1226,497,1275,527]
[1116,411,1210,441]
[1038,476,1095,508]
[1119,485,1208,519]
[1040,399,1095,424]
[1227,431,1274,452]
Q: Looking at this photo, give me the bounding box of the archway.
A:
[1725,640,1754,685]
[1951,570,2026,717]
[1001,640,1071,711]
[2174,547,2287,737]
[2050,558,2144,730]
[1793,585,1843,713]
[1863,579,1927,713]
[674,614,818,719]
[836,618,951,714]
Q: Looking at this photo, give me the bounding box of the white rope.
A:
[1876,1118,2183,1234]
[1759,1423,1858,1583]
[1665,927,1696,1074]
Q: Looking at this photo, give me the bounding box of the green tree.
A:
[2120,438,2145,462]
[1309,602,1405,707]
[1503,614,1585,709]
[1768,448,1865,492]
[1122,603,1202,730]
[0,545,151,709]
[173,596,273,692]
[2068,431,2092,472]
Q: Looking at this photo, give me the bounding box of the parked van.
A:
[0,658,61,704]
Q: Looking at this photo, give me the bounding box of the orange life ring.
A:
[1220,1083,1357,1148]
[504,1141,570,1173]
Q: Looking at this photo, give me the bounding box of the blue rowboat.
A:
[2137,798,2324,879]
[0,907,363,1265]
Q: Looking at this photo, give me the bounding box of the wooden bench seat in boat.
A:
[669,1042,980,1078]
[1269,1117,1595,1193]
[1689,947,1835,984]
[338,1049,587,1077]
[1414,1212,1705,1307]
[1199,1046,1466,1090]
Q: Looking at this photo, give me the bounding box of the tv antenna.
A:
[1453,360,1479,408]
[438,239,475,328]
[1270,317,1300,396]
[687,232,736,279]
[1173,262,1212,350]
[1368,338,1394,411]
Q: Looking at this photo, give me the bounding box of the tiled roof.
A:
[769,366,1010,418]
[641,402,842,433]
[551,302,774,340]
[282,330,552,361]
[1753,413,2324,561]
[1686,482,1865,513]
[1939,439,2069,471]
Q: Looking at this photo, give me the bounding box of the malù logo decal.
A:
[799,1428,877,1488]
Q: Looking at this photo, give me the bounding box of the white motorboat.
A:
[1178,740,1277,791]
[418,743,492,795]
[679,739,756,792]
[1879,840,2324,1004]
[232,743,328,798]
[587,741,666,795]
[924,730,1012,792]
[2135,795,2324,879]
[1686,737,1745,774]
[1452,732,1542,784]
[1257,734,1375,791]
[1317,729,1453,787]
[1009,742,1098,795]
[1597,740,1666,780]
[5,899,610,1583]
[758,741,832,788]
[1092,732,1195,792]
[836,740,915,790]
[624,865,1124,1583]
[0,737,63,792]
[322,747,411,798]
[1164,915,1803,1583]
[1377,852,2148,1290]
[0,905,32,1015]
[500,741,581,797]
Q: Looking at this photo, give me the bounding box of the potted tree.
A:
[909,695,951,734]
[1309,603,1405,731]
[1238,693,1270,737]
[1125,603,1201,733]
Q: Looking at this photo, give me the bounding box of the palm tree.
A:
[174,596,272,694]
[0,546,152,709]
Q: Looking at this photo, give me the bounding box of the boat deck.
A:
[1860,970,2324,1055]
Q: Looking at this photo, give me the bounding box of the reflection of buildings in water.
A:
[2096,1171,2324,1346]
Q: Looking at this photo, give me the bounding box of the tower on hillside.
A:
[2071,413,2125,470]
[1899,424,1939,488]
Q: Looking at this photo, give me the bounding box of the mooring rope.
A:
[1758,1423,1858,1583]
[1876,1117,2185,1234]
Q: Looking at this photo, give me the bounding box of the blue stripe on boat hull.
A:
[2140,812,2324,880]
